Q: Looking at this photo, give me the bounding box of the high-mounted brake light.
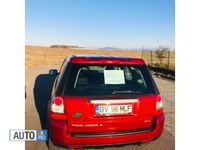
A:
[51,97,64,114]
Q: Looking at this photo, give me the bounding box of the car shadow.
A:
[33,74,56,145]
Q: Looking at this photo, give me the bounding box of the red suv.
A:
[47,55,164,149]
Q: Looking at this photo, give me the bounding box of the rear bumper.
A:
[49,114,164,147]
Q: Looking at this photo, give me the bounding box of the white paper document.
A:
[104,70,125,84]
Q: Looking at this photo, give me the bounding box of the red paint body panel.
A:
[49,94,164,147]
[49,114,164,147]
[64,95,159,132]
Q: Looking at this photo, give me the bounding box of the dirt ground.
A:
[25,66,175,150]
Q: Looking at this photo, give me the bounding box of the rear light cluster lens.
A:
[51,97,64,114]
[156,101,163,110]
[156,96,163,110]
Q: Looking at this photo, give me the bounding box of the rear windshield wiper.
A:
[112,90,141,94]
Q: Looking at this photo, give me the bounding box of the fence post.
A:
[150,51,153,66]
[168,51,170,69]
[142,50,144,59]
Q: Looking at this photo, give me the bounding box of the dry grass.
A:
[25,46,175,70]
[25,46,142,69]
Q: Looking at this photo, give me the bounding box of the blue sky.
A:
[26,0,175,49]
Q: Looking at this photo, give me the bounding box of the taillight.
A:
[156,100,163,110]
[156,95,163,112]
[51,97,64,114]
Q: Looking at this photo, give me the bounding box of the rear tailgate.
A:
[64,95,158,133]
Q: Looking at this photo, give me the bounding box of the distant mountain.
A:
[98,47,122,50]
[50,45,82,49]
[98,47,145,51]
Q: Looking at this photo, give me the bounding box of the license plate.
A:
[95,104,132,115]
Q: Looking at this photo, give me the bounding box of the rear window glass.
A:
[64,64,156,96]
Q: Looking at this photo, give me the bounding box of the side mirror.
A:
[49,69,58,76]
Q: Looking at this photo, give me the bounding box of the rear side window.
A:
[55,59,68,89]
[64,64,157,96]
